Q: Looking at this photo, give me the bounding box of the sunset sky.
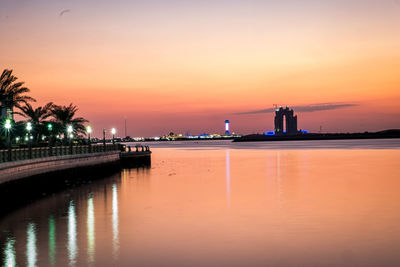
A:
[1,0,399,137]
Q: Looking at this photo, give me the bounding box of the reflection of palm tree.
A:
[14,102,53,142]
[51,103,88,139]
[0,69,36,119]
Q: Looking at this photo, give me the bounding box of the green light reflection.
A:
[3,237,16,267]
[49,216,56,266]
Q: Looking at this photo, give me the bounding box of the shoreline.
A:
[234,130,400,142]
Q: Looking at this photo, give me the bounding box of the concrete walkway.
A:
[0,151,120,185]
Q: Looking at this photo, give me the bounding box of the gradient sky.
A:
[1,0,399,137]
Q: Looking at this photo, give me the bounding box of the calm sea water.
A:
[1,139,400,266]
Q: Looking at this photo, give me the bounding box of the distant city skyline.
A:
[1,0,399,137]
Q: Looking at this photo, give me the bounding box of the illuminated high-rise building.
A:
[274,106,298,135]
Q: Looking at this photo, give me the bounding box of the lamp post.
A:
[47,123,53,156]
[87,126,92,153]
[67,125,73,154]
[103,128,106,151]
[5,119,12,161]
[26,122,32,159]
[111,128,116,145]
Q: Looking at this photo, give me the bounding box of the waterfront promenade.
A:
[0,144,151,185]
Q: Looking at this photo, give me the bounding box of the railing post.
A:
[103,128,106,152]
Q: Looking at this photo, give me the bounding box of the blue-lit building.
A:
[224,120,230,135]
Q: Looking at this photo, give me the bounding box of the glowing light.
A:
[26,122,32,132]
[5,119,11,130]
[69,134,74,139]
[111,128,116,135]
[47,124,53,131]
[3,237,16,267]
[225,120,230,132]
[86,126,92,134]
[87,193,95,264]
[265,131,275,136]
[67,125,73,134]
[26,222,37,267]
[48,216,56,266]
[68,200,78,266]
[112,184,119,259]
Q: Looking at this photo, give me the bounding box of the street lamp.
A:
[111,128,116,144]
[26,122,32,158]
[26,122,32,132]
[67,125,73,154]
[87,126,92,153]
[47,123,53,155]
[67,125,73,135]
[87,126,92,141]
[5,119,12,161]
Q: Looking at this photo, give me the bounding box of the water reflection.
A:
[87,193,95,264]
[3,237,16,267]
[26,222,37,267]
[1,146,400,267]
[48,216,56,266]
[112,184,119,259]
[68,200,77,266]
[226,150,231,205]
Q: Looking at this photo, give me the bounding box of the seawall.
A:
[0,151,120,185]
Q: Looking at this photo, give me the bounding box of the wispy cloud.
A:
[59,9,71,17]
[233,103,358,115]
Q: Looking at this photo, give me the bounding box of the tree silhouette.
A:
[0,69,36,120]
[14,102,54,142]
[51,103,88,140]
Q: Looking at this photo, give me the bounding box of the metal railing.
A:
[0,144,121,163]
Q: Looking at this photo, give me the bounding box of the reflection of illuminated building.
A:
[112,184,119,259]
[48,216,56,266]
[87,193,95,263]
[3,237,16,266]
[226,150,231,205]
[26,222,37,267]
[68,200,78,265]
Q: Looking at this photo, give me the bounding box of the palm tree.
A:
[14,102,54,142]
[0,69,36,120]
[51,103,88,140]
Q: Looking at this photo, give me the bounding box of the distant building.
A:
[225,120,230,135]
[274,106,298,135]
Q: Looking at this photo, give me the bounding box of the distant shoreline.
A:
[234,129,400,142]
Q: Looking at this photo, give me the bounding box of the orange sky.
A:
[1,0,399,137]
